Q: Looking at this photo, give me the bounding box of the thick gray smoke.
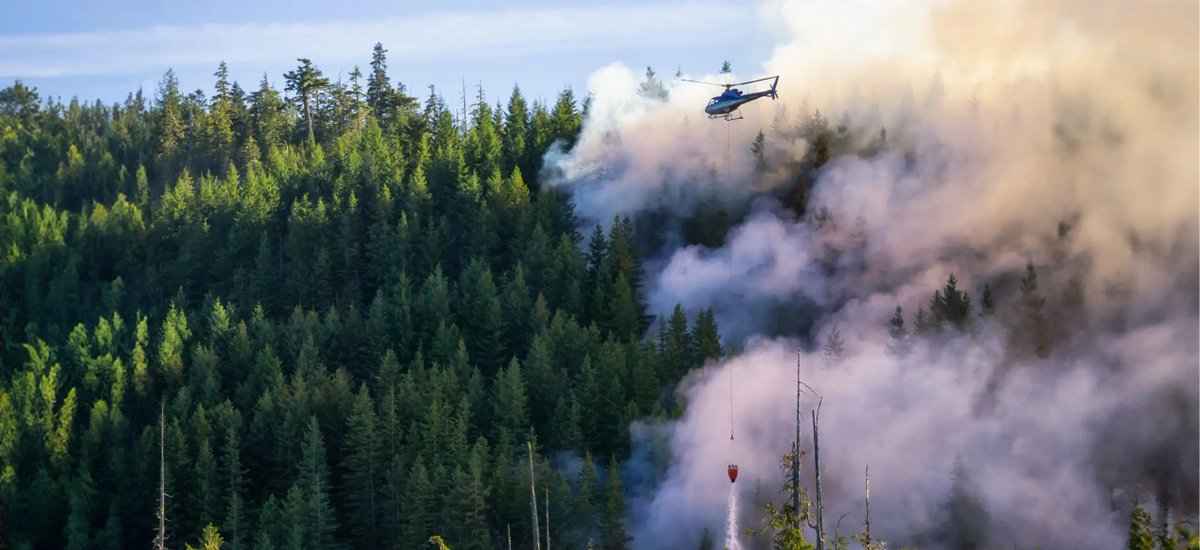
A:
[546,0,1198,548]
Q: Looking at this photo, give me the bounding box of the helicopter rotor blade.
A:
[679,78,732,88]
[727,75,781,88]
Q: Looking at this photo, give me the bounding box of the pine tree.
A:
[606,273,641,342]
[401,456,434,549]
[221,424,247,550]
[503,86,530,174]
[250,74,288,150]
[456,257,504,375]
[1016,261,1049,357]
[751,130,767,172]
[691,308,722,366]
[886,306,911,358]
[366,43,394,127]
[1127,503,1156,550]
[601,455,630,549]
[575,451,600,536]
[493,358,531,442]
[637,67,668,101]
[156,69,187,179]
[663,305,692,382]
[284,58,330,141]
[823,325,846,362]
[980,283,995,317]
[192,411,219,536]
[443,443,491,549]
[550,89,582,150]
[342,385,379,547]
[186,523,224,550]
[934,459,989,550]
[298,416,339,548]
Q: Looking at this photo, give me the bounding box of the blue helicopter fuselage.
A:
[704,88,776,117]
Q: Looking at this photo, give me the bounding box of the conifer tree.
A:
[637,67,668,101]
[342,385,379,547]
[1127,503,1156,550]
[980,283,996,317]
[284,58,330,141]
[298,416,339,548]
[601,455,631,549]
[691,308,722,366]
[221,424,247,550]
[401,456,434,549]
[887,306,911,358]
[823,325,846,362]
[1016,261,1049,357]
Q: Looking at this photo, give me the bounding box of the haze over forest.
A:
[0,1,1196,549]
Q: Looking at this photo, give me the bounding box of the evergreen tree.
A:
[887,306,911,358]
[823,324,846,362]
[1127,503,1156,550]
[751,129,767,172]
[1016,261,1049,357]
[221,424,247,550]
[933,459,990,550]
[576,452,600,535]
[601,455,631,549]
[284,58,330,141]
[980,282,996,317]
[455,257,504,375]
[550,89,583,150]
[341,385,379,547]
[400,456,434,549]
[502,87,530,173]
[250,74,288,150]
[186,523,224,550]
[637,67,668,101]
[690,308,722,366]
[298,416,339,548]
[493,358,531,442]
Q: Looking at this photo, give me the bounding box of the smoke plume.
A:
[546,0,1198,548]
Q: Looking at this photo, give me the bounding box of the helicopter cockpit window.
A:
[708,98,719,106]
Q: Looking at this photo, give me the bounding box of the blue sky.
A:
[2,0,776,107]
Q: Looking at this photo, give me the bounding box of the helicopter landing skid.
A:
[709,112,744,121]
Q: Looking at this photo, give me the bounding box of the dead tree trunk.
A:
[793,349,802,531]
[155,403,167,550]
[528,441,541,550]
[864,465,871,547]
[812,402,825,550]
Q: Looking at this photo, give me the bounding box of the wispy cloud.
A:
[0,4,749,78]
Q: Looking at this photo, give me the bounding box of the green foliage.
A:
[1129,503,1156,550]
[0,55,700,549]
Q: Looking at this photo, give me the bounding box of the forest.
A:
[0,44,729,549]
[0,42,1195,550]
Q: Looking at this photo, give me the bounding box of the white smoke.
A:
[546,0,1198,548]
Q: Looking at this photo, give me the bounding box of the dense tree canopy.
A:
[0,47,724,549]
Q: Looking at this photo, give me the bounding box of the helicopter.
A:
[680,75,780,121]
